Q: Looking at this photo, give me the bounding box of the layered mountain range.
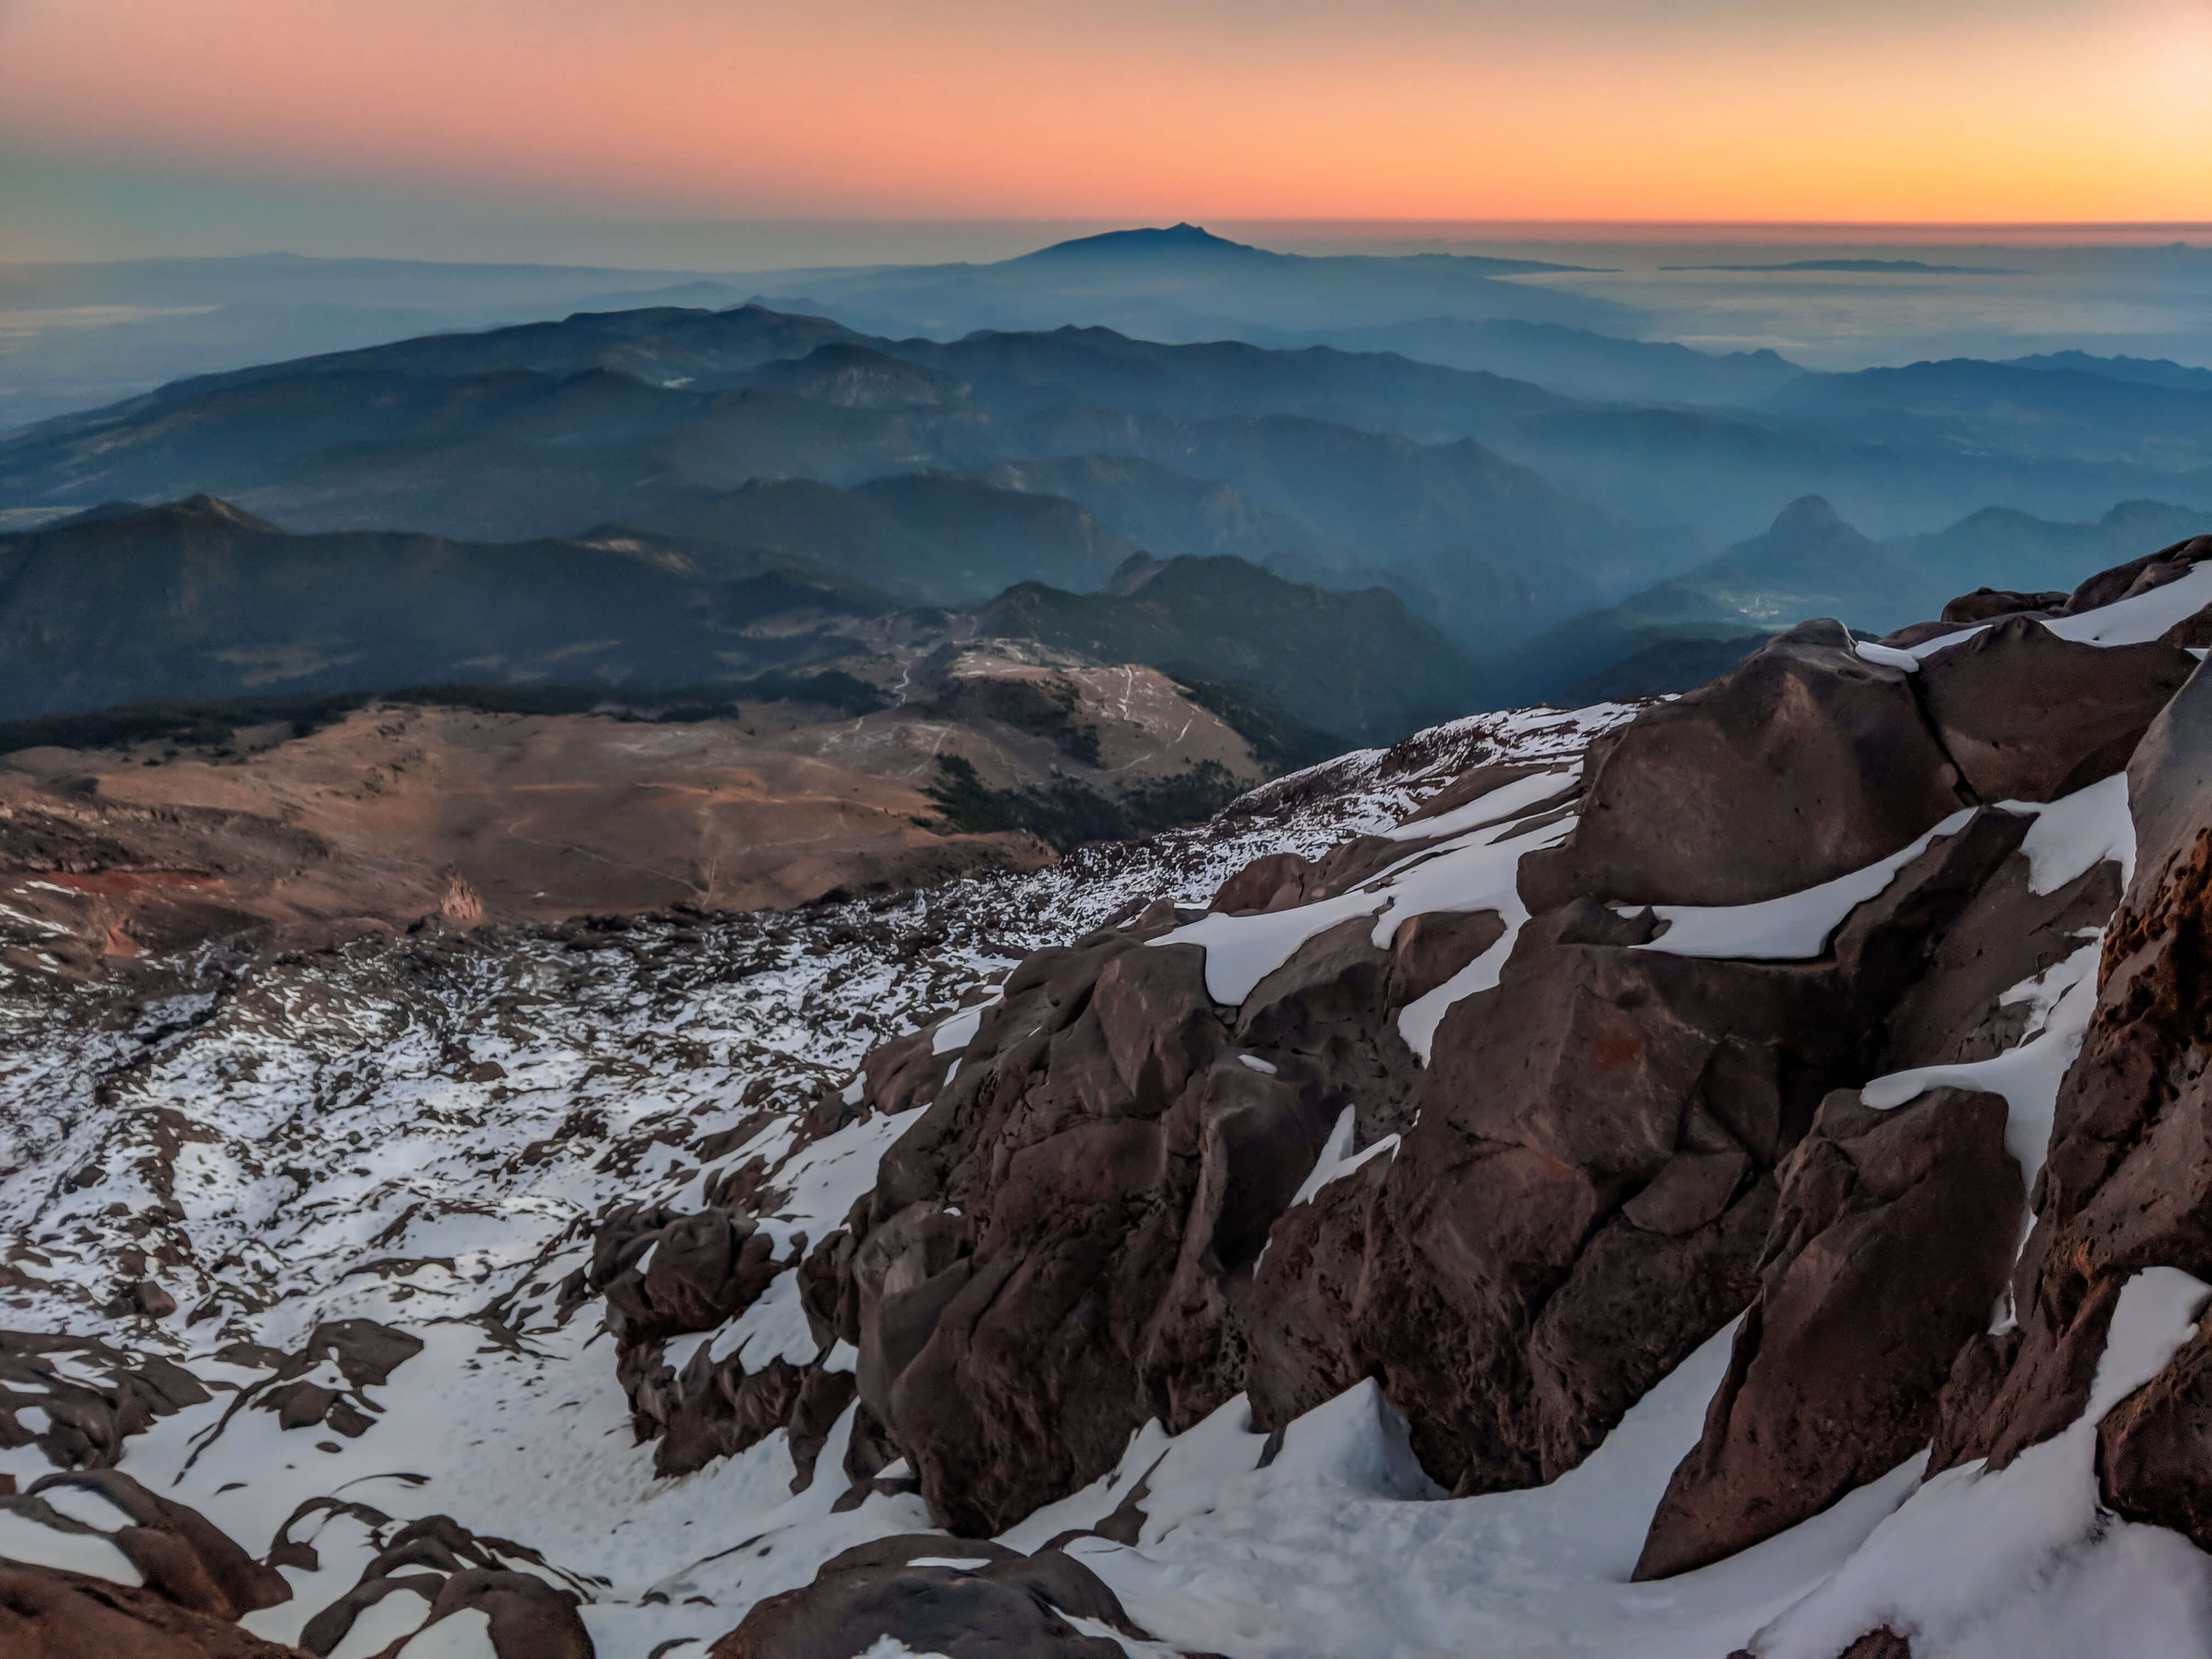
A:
[9,524,2212,1656]
[4,264,2210,753]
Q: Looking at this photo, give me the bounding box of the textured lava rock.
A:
[1938,657,2212,1475]
[1634,1086,2021,1579]
[1385,909,1506,1007]
[1939,587,2069,625]
[592,1194,807,1476]
[199,1321,422,1448]
[1866,830,2122,1073]
[8,1470,290,1619]
[834,906,1382,1534]
[402,1568,593,1658]
[1244,801,2075,1503]
[0,1334,210,1470]
[1244,1147,1393,1429]
[1339,935,1833,1494]
[606,1210,781,1346]
[1915,616,2194,803]
[1211,851,1319,915]
[653,1355,808,1480]
[709,1534,1144,1658]
[294,1514,594,1658]
[2062,533,2212,614]
[2097,1313,2212,1549]
[1520,619,1969,909]
[0,1564,309,1659]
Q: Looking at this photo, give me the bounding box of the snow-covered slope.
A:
[0,703,1639,1655]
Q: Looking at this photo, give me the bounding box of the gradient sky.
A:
[3,0,2209,261]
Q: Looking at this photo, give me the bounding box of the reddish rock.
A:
[1915,616,2193,803]
[1280,933,1847,1496]
[408,1568,592,1659]
[2062,532,2212,614]
[12,1470,290,1620]
[2160,605,2212,650]
[1520,619,1970,910]
[1634,1087,2021,1579]
[1939,587,2068,625]
[2097,1314,2212,1548]
[0,1564,309,1659]
[709,1535,1143,1659]
[295,1515,593,1658]
[1244,1152,1392,1432]
[1234,916,1420,1135]
[608,1211,780,1344]
[1211,851,1319,915]
[1938,659,2212,1476]
[0,1334,210,1470]
[823,909,1370,1534]
[1385,909,1505,1007]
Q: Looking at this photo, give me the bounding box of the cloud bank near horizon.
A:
[1,0,2207,261]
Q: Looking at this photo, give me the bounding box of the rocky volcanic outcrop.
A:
[0,1470,289,1621]
[1520,618,1973,909]
[0,1565,309,1659]
[0,1472,298,1657]
[1635,1084,2023,1578]
[185,1320,422,1454]
[711,1534,1153,1658]
[1934,655,2212,1493]
[580,531,2212,1658]
[1,1333,212,1470]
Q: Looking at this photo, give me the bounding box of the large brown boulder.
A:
[1336,935,1838,1494]
[1520,619,1969,909]
[291,1514,595,1658]
[2062,532,2212,614]
[709,1535,1144,1659]
[8,1471,290,1620]
[2098,1312,2212,1548]
[1939,587,2068,625]
[1915,616,2193,803]
[604,1210,781,1346]
[0,1565,309,1659]
[1634,1086,2021,1578]
[399,1569,592,1659]
[827,905,1395,1534]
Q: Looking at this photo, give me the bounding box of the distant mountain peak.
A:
[50,494,281,535]
[1017,223,1275,263]
[1769,495,1845,534]
[163,494,288,534]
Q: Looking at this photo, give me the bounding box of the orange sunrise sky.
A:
[2,0,2208,255]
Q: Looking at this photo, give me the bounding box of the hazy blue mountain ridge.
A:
[1493,495,2212,704]
[0,494,1474,743]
